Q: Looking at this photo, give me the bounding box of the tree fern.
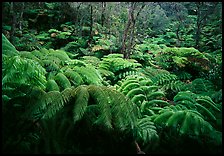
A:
[117,75,168,116]
[99,55,142,83]
[54,73,71,91]
[73,86,89,123]
[173,91,220,123]
[151,109,215,138]
[2,55,47,90]
[2,33,19,56]
[46,79,60,92]
[72,66,103,85]
[133,116,159,145]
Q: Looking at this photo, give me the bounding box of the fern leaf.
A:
[46,79,60,92]
[122,82,140,95]
[196,98,220,112]
[147,91,165,100]
[131,94,146,106]
[166,111,186,128]
[179,112,192,135]
[195,103,216,121]
[54,73,71,91]
[64,69,84,86]
[154,111,174,124]
[126,88,144,99]
[73,86,89,123]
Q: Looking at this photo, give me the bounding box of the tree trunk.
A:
[121,3,135,59]
[121,3,145,59]
[18,2,25,31]
[101,2,106,27]
[10,2,16,45]
[88,4,93,46]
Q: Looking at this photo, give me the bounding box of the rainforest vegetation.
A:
[2,2,222,154]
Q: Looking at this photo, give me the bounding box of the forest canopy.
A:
[2,2,222,154]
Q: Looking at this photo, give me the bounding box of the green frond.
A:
[54,73,71,91]
[2,55,47,90]
[153,109,214,137]
[165,111,186,128]
[147,91,165,100]
[126,88,144,99]
[42,60,60,72]
[20,51,40,62]
[134,116,159,144]
[2,33,19,56]
[121,82,140,95]
[63,69,84,86]
[118,79,138,92]
[174,71,192,81]
[131,94,146,106]
[31,49,45,59]
[146,100,170,107]
[47,50,70,61]
[73,66,103,85]
[190,78,215,94]
[81,56,100,67]
[46,79,60,92]
[42,91,65,119]
[73,86,89,123]
[64,59,87,67]
[194,103,216,121]
[173,91,197,104]
[98,68,115,78]
[154,111,174,124]
[196,96,220,112]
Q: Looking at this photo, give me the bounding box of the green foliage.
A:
[2,55,47,90]
[99,54,142,84]
[2,33,19,56]
[173,91,221,124]
[188,78,216,97]
[134,116,159,144]
[152,109,215,138]
[143,67,188,97]
[14,33,42,51]
[117,75,168,116]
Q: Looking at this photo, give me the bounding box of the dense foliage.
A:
[2,2,222,154]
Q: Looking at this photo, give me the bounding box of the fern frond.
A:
[154,111,174,124]
[73,86,89,123]
[54,73,71,91]
[134,116,159,144]
[46,79,60,92]
[196,97,220,112]
[194,103,216,121]
[147,91,165,100]
[42,60,60,72]
[165,111,186,128]
[63,69,84,86]
[2,33,19,56]
[2,55,47,90]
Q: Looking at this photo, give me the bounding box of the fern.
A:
[173,91,220,123]
[2,33,19,56]
[152,109,214,137]
[99,55,141,83]
[73,86,89,123]
[54,73,71,91]
[117,75,167,116]
[46,79,60,92]
[72,66,103,85]
[63,69,84,86]
[2,55,47,90]
[189,78,216,96]
[174,71,192,81]
[133,116,159,144]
